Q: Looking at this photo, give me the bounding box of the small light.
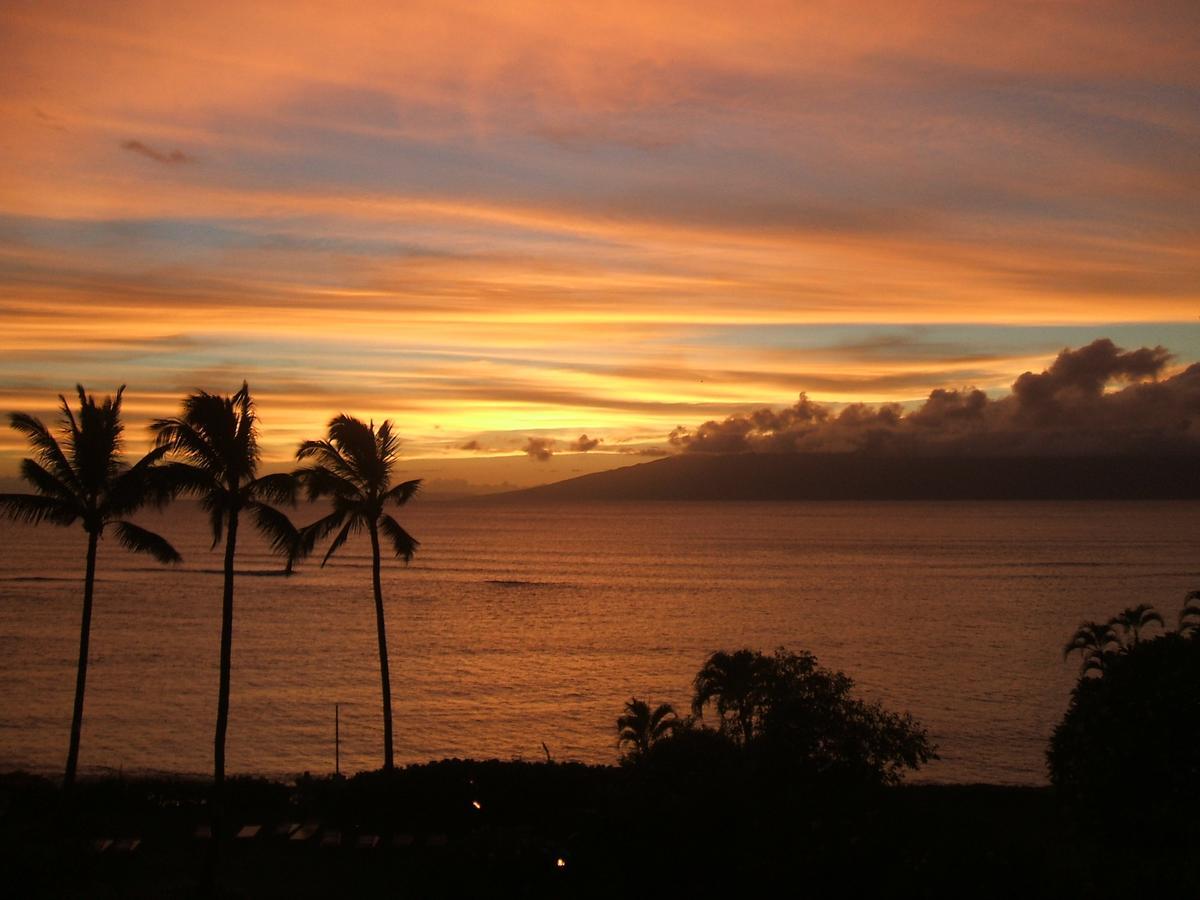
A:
[471,800,482,810]
[556,857,566,868]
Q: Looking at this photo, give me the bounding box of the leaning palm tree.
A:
[692,649,769,745]
[296,415,420,772]
[1180,591,1200,637]
[617,698,680,761]
[1063,621,1119,676]
[1108,604,1164,649]
[150,384,298,797]
[0,385,180,790]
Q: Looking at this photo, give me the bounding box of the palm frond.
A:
[65,385,125,491]
[153,461,218,497]
[649,702,679,736]
[199,491,229,548]
[248,472,298,505]
[295,439,341,465]
[326,415,378,483]
[247,501,311,569]
[382,479,422,507]
[302,509,346,543]
[296,460,360,504]
[374,419,400,469]
[379,514,419,563]
[0,493,77,526]
[106,445,173,515]
[19,458,79,505]
[231,383,258,479]
[151,417,222,473]
[1180,591,1200,634]
[111,520,182,564]
[9,412,80,492]
[321,518,358,567]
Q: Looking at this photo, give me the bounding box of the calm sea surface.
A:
[1,500,1197,784]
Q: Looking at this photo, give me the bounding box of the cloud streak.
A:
[1,4,1198,482]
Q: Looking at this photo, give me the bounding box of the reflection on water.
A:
[0,499,1197,784]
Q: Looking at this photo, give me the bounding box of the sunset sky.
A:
[2,1,1198,490]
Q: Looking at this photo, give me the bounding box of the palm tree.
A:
[0,385,180,790]
[616,698,680,761]
[150,384,298,796]
[296,415,420,772]
[692,649,769,745]
[1108,604,1164,648]
[1181,591,1200,637]
[1063,621,1119,676]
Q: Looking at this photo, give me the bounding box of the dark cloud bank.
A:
[669,340,1199,457]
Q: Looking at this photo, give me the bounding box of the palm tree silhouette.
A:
[0,386,180,789]
[296,415,420,772]
[1063,621,1119,676]
[617,698,680,760]
[1108,604,1165,648]
[692,649,768,745]
[150,384,298,796]
[1180,591,1200,637]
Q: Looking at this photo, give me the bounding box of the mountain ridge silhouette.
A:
[488,453,1200,502]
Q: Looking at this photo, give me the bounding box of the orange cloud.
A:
[1,2,1198,480]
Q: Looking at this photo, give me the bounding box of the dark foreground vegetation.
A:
[4,633,1200,898]
[2,763,1197,899]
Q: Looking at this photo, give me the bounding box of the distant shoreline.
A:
[485,452,1200,502]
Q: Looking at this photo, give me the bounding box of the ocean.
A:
[1,499,1197,784]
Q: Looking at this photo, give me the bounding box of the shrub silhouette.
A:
[748,648,936,786]
[1048,630,1200,836]
[647,648,936,786]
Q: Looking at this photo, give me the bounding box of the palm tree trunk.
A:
[207,506,238,888]
[64,528,99,791]
[215,507,238,790]
[369,520,395,772]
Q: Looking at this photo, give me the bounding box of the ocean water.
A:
[0,500,1197,785]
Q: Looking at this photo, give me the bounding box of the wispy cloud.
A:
[120,140,193,164]
[0,3,1197,481]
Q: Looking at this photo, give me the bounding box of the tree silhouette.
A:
[150,384,298,799]
[296,415,420,772]
[1108,604,1164,648]
[1049,631,1200,837]
[1063,621,1119,676]
[617,698,681,761]
[689,648,934,785]
[0,386,180,790]
[692,648,769,745]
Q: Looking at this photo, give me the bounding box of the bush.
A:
[680,647,935,787]
[750,649,936,786]
[1048,631,1200,836]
